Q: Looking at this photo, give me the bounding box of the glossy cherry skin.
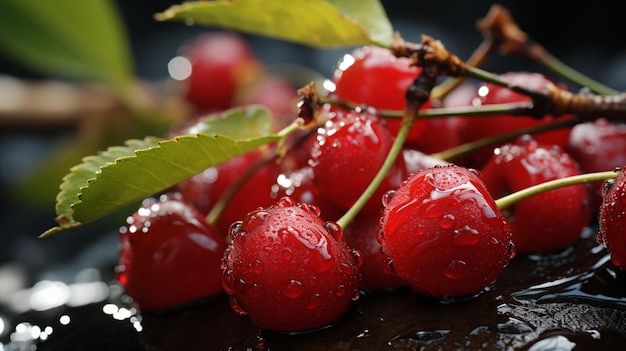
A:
[310,106,408,214]
[480,136,590,253]
[117,193,227,311]
[379,165,514,298]
[598,167,626,270]
[457,72,574,168]
[566,118,626,215]
[343,213,404,291]
[221,197,361,332]
[331,45,428,141]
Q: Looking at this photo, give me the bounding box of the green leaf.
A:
[178,105,279,139]
[42,106,279,237]
[155,0,394,48]
[0,0,134,94]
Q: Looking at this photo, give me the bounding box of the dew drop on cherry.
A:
[352,288,360,301]
[445,259,470,280]
[439,214,456,229]
[382,190,396,208]
[324,221,343,241]
[252,258,263,274]
[283,279,304,298]
[452,225,480,246]
[229,295,247,316]
[336,284,346,297]
[306,293,321,310]
[222,269,236,295]
[229,221,244,240]
[281,247,294,261]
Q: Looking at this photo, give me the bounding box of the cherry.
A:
[330,45,428,141]
[566,118,626,215]
[457,72,574,167]
[379,164,514,298]
[598,167,626,270]
[269,165,345,222]
[180,31,262,112]
[480,136,590,253]
[221,196,361,332]
[117,192,227,311]
[343,213,404,291]
[310,106,408,214]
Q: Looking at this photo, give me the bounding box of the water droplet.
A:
[222,269,235,294]
[229,221,244,240]
[445,259,470,280]
[439,214,456,229]
[299,203,321,216]
[283,279,304,298]
[252,259,263,274]
[324,222,343,241]
[306,293,321,310]
[452,225,480,246]
[385,258,395,275]
[352,288,360,301]
[229,296,247,316]
[508,241,517,259]
[382,190,396,207]
[282,247,293,260]
[277,196,296,207]
[244,210,270,230]
[350,248,363,268]
[336,284,346,297]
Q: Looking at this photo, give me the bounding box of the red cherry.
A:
[331,45,428,141]
[310,106,408,214]
[117,193,227,311]
[379,165,514,298]
[221,196,361,332]
[480,136,590,253]
[343,213,404,291]
[457,72,574,167]
[598,167,626,270]
[181,31,262,112]
[566,118,626,215]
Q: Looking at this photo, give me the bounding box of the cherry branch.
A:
[392,34,626,123]
[476,4,618,96]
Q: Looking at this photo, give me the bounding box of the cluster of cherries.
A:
[116,31,626,332]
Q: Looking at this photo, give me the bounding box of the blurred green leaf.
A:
[0,0,134,94]
[41,106,279,237]
[155,0,394,48]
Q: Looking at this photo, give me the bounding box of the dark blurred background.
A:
[1,0,625,299]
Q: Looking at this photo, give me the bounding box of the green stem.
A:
[320,96,534,120]
[432,117,579,161]
[335,111,413,229]
[495,170,618,210]
[205,118,303,226]
[538,51,618,96]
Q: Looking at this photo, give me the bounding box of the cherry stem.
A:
[532,49,618,96]
[494,170,618,211]
[335,109,413,230]
[321,96,535,119]
[205,118,305,225]
[431,117,579,161]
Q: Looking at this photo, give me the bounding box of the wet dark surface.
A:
[2,226,625,351]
